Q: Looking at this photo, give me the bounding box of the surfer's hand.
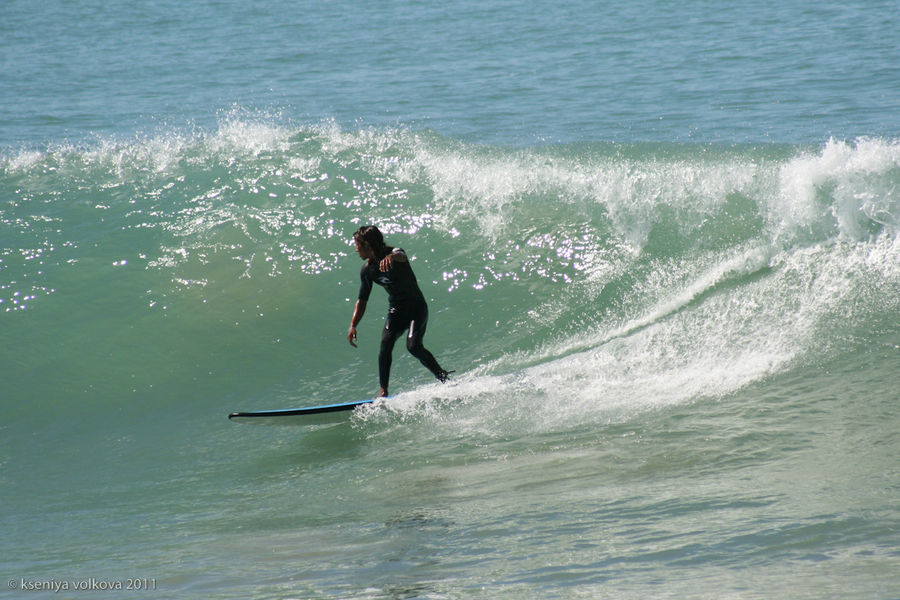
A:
[348,327,358,347]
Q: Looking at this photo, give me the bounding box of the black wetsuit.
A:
[358,249,445,391]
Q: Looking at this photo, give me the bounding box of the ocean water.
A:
[2,1,899,599]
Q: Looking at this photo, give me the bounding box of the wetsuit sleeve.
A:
[358,263,373,302]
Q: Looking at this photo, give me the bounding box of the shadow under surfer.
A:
[347,225,453,397]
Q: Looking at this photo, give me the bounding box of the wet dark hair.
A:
[353,225,392,259]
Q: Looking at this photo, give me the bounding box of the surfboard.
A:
[228,398,380,425]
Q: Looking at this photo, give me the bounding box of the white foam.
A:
[774,137,900,241]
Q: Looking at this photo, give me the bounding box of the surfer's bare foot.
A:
[378,387,389,397]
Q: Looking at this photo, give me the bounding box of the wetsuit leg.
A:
[405,304,445,378]
[380,303,447,390]
[379,308,409,392]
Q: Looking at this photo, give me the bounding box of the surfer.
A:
[347,225,452,397]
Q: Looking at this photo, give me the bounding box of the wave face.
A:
[2,121,899,598]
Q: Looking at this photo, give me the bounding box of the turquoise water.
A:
[2,1,899,599]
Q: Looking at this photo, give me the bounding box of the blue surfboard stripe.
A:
[228,398,381,421]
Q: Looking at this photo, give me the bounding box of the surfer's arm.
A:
[348,299,367,347]
[379,248,407,272]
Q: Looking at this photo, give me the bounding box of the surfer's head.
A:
[353,225,388,259]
